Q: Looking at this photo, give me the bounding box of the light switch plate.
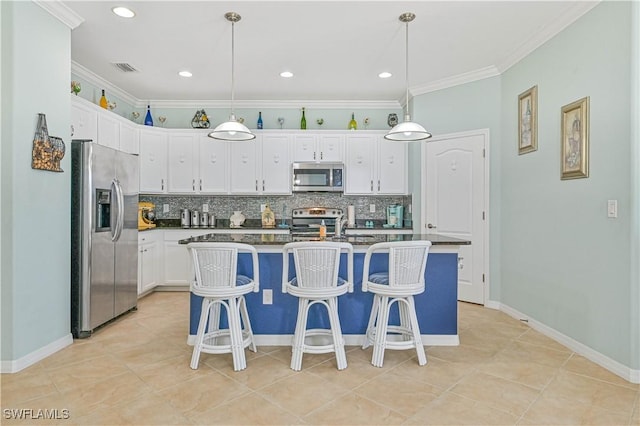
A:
[202,204,209,213]
[263,289,273,305]
[607,200,617,218]
[163,204,169,213]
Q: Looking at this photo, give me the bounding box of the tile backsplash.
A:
[140,193,412,223]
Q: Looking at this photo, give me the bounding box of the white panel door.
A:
[199,136,229,193]
[139,129,168,193]
[70,98,97,142]
[345,135,376,194]
[119,122,139,155]
[261,134,291,194]
[425,131,487,304]
[97,113,120,150]
[229,140,259,193]
[377,138,407,194]
[168,133,197,193]
[293,134,317,162]
[318,134,344,162]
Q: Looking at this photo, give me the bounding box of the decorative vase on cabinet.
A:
[230,211,246,228]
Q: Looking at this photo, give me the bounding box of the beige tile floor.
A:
[2,291,638,425]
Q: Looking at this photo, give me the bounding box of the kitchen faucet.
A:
[334,213,349,238]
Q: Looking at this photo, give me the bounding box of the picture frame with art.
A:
[560,96,589,180]
[518,85,537,154]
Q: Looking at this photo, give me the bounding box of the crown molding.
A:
[496,1,600,73]
[33,0,84,29]
[411,66,500,97]
[70,62,402,110]
[71,61,140,106]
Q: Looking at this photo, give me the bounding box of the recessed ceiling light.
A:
[378,72,392,79]
[280,71,294,78]
[178,70,193,78]
[112,7,135,18]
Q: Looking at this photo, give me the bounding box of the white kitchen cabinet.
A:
[162,230,211,287]
[229,135,291,194]
[261,134,291,194]
[167,132,229,194]
[345,133,407,195]
[230,139,259,193]
[139,128,168,193]
[70,96,98,142]
[119,121,139,154]
[138,231,159,295]
[293,133,344,162]
[168,133,198,193]
[97,113,120,150]
[199,135,229,193]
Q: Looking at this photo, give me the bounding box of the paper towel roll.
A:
[347,205,355,226]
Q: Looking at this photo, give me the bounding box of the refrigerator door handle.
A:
[111,179,124,242]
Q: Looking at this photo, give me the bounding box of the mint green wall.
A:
[410,77,502,300]
[501,2,635,368]
[1,2,71,361]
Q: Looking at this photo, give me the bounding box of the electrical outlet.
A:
[263,289,273,305]
[369,204,376,213]
[163,204,169,213]
[260,204,266,212]
[202,204,209,213]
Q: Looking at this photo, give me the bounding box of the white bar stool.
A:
[282,241,354,371]
[361,240,432,367]
[187,242,260,371]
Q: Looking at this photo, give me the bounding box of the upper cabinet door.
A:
[119,121,139,155]
[317,134,344,162]
[261,134,291,194]
[167,133,197,193]
[70,97,98,142]
[229,139,259,194]
[199,135,229,194]
[293,134,317,162]
[377,138,407,194]
[97,113,120,150]
[139,129,168,193]
[344,135,376,194]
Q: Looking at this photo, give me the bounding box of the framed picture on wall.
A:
[560,96,590,180]
[518,85,537,154]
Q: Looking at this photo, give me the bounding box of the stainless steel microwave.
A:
[292,162,344,192]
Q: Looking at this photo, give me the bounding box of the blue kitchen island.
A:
[179,233,470,346]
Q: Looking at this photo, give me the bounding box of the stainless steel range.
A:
[290,207,344,236]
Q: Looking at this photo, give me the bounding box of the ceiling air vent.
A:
[112,62,138,73]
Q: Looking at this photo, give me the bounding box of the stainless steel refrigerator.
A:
[71,140,139,338]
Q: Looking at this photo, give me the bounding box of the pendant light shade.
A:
[208,12,255,141]
[385,12,432,142]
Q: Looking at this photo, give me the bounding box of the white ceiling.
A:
[62,1,599,106]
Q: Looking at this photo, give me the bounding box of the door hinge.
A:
[482,211,485,220]
[482,273,485,282]
[482,148,485,158]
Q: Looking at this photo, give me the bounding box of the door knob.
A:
[427,223,436,229]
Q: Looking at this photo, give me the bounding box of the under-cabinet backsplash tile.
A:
[140,193,411,222]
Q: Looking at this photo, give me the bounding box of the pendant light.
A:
[385,12,432,142]
[208,12,255,141]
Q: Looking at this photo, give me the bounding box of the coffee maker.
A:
[138,202,156,230]
[386,204,404,228]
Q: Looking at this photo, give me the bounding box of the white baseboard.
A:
[0,333,73,374]
[496,301,639,384]
[187,333,459,347]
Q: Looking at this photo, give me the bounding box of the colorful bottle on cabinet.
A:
[257,111,263,129]
[348,112,357,130]
[300,107,307,130]
[144,105,153,126]
[99,90,108,109]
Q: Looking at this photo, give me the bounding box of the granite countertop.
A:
[177,233,470,246]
